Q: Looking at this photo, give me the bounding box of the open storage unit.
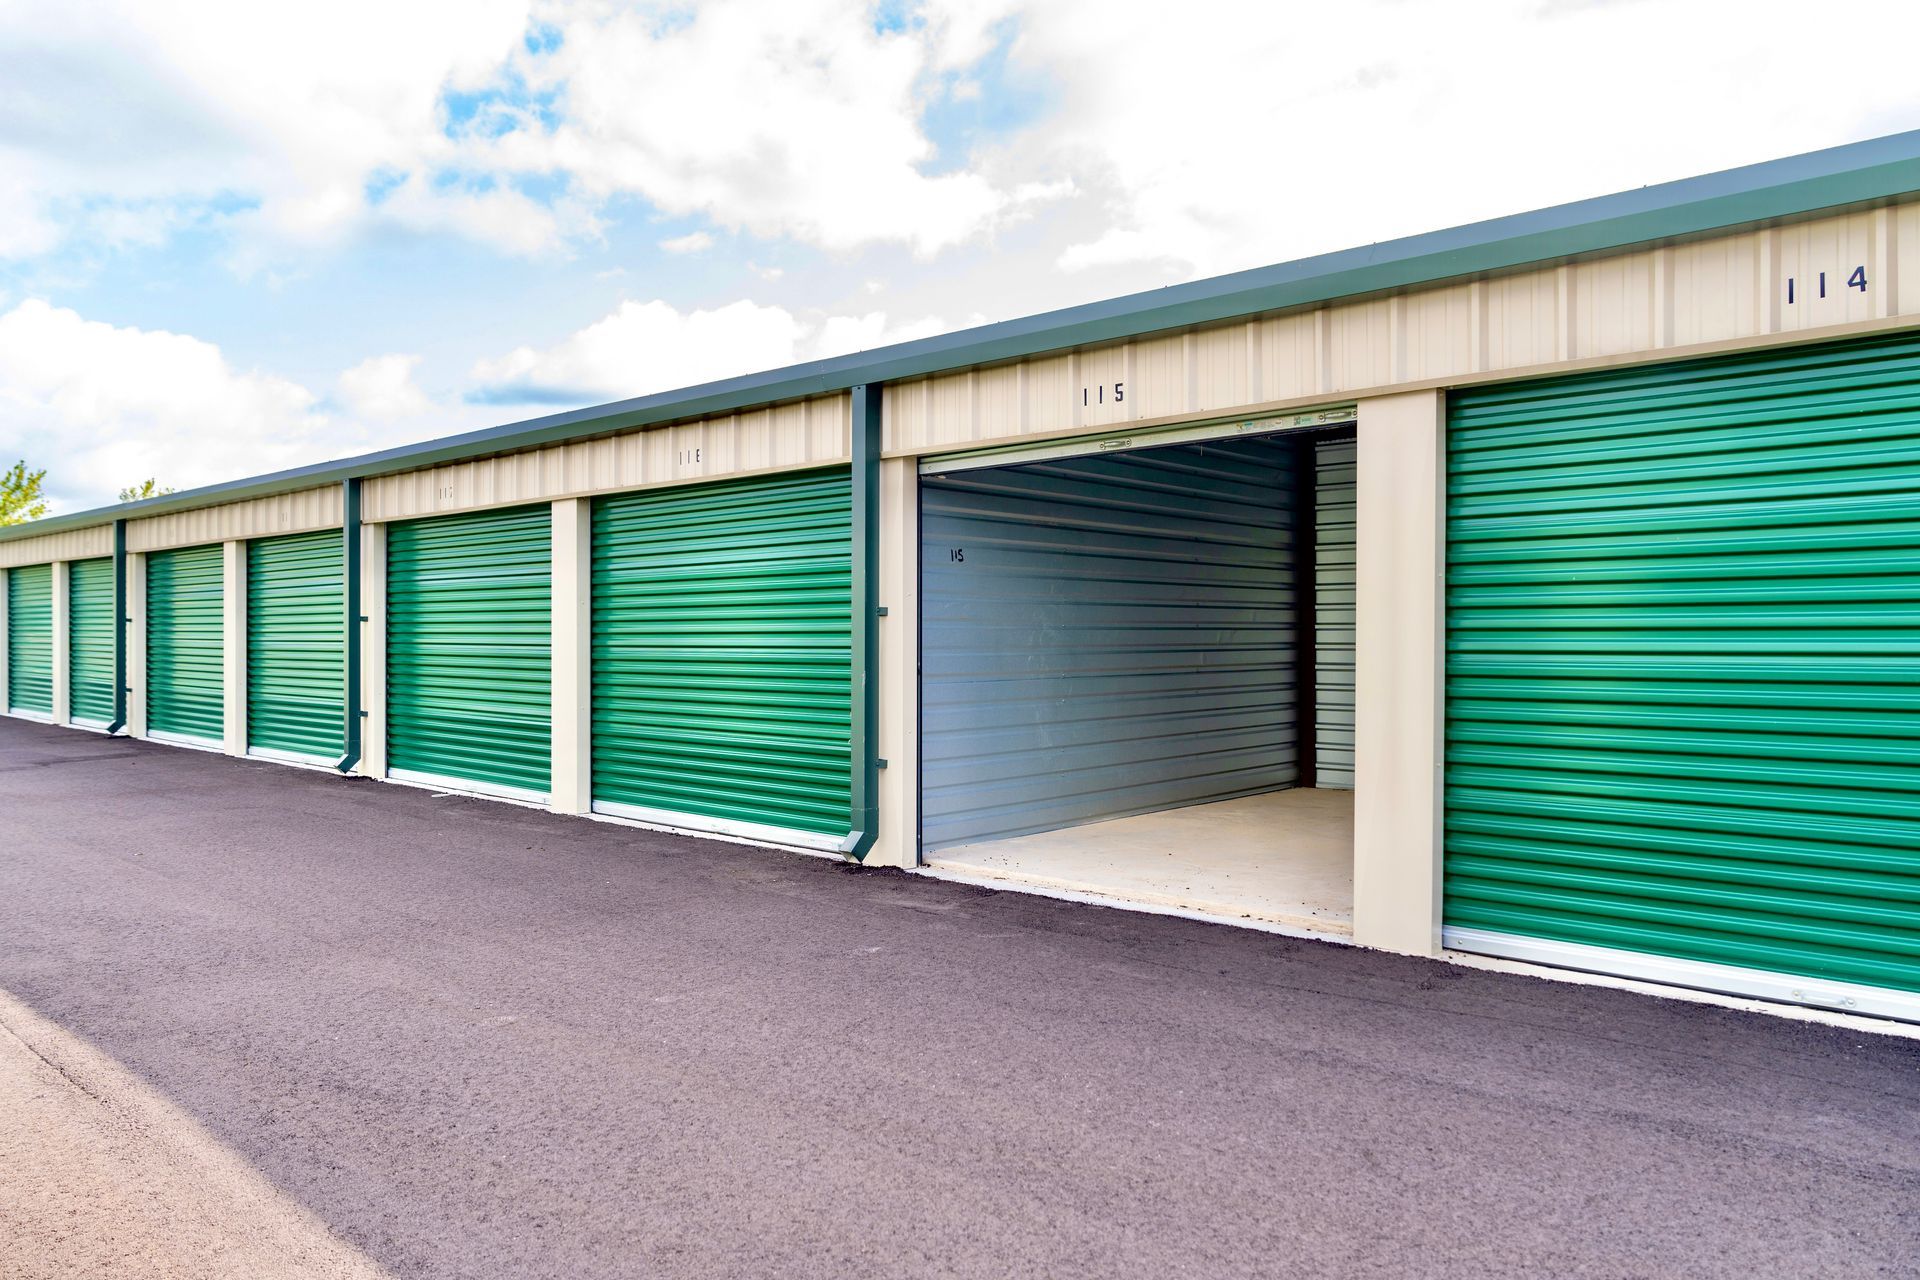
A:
[918,420,1357,933]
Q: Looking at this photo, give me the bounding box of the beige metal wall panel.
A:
[129,486,341,553]
[1127,333,1181,421]
[1351,389,1445,956]
[362,394,849,522]
[1328,298,1394,392]
[1402,286,1474,382]
[1667,230,1757,347]
[1258,312,1321,405]
[885,201,1920,456]
[1899,204,1919,316]
[1774,210,1881,333]
[1480,270,1563,370]
[0,525,112,569]
[1193,324,1253,412]
[1568,250,1657,359]
[974,364,1024,441]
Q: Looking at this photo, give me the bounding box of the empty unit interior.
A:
[919,428,1355,931]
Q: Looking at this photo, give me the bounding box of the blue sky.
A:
[2,0,1918,511]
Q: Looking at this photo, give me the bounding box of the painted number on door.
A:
[678,447,702,465]
[1786,267,1868,304]
[1081,382,1125,407]
[948,548,964,562]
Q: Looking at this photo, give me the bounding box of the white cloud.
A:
[471,298,805,400]
[982,0,1920,278]
[811,311,947,358]
[338,354,431,420]
[659,231,715,254]
[0,0,534,260]
[4,0,1916,281]
[0,299,350,511]
[0,0,1050,265]
[469,298,946,402]
[495,0,1040,257]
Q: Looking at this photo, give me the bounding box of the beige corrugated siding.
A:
[4,201,1914,546]
[362,393,849,522]
[128,486,342,553]
[0,525,112,569]
[884,203,1920,453]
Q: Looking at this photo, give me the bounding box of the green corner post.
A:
[108,518,128,734]
[337,477,362,773]
[842,383,882,861]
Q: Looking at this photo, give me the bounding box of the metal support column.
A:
[338,478,362,772]
[109,519,128,734]
[841,383,883,861]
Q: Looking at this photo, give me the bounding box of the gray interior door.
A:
[920,436,1300,852]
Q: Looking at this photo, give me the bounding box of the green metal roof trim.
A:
[10,128,1920,543]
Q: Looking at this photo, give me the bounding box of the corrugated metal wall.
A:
[920,437,1299,851]
[386,506,552,796]
[1314,437,1356,789]
[7,563,53,715]
[591,468,852,838]
[145,545,225,742]
[0,526,111,571]
[884,204,1920,454]
[1446,330,1920,996]
[365,394,849,523]
[129,487,339,554]
[247,530,345,759]
[68,557,115,726]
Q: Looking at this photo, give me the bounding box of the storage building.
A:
[6,131,1920,1026]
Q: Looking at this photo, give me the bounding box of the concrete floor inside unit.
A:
[924,787,1355,936]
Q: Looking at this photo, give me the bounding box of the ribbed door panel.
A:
[921,437,1297,851]
[387,506,551,794]
[69,557,115,724]
[1314,437,1356,789]
[592,469,852,836]
[1446,332,1920,996]
[146,545,224,741]
[7,563,53,714]
[248,530,344,758]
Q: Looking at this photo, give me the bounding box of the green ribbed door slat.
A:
[592,469,852,837]
[69,557,115,724]
[248,530,344,758]
[7,563,53,714]
[387,505,551,794]
[1446,330,1920,997]
[146,545,224,741]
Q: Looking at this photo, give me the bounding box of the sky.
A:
[2,0,1918,514]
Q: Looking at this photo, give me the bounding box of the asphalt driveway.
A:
[1,716,1916,1278]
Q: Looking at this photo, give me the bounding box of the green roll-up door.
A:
[592,468,852,840]
[387,505,551,796]
[248,530,344,759]
[1446,331,1920,1008]
[146,545,224,742]
[69,557,116,725]
[7,563,53,715]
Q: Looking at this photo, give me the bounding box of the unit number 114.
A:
[1786,267,1868,303]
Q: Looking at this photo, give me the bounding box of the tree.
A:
[118,478,175,502]
[1,460,49,526]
